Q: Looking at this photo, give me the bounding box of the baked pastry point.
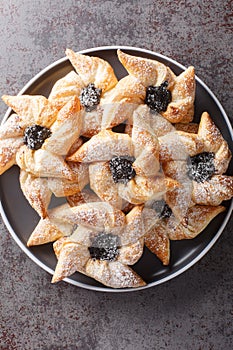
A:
[65,48,118,92]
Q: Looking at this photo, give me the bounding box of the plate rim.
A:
[1,45,232,293]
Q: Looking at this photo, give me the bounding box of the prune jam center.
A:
[152,200,173,219]
[80,83,102,112]
[88,233,120,261]
[187,152,215,183]
[145,81,171,113]
[109,156,136,184]
[23,124,51,150]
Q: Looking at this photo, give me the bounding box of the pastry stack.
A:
[0,49,232,288]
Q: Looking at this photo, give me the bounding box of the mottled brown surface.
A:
[0,1,232,349]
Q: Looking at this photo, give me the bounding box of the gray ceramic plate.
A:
[0,46,232,292]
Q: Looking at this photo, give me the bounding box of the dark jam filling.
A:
[88,233,120,261]
[152,200,173,219]
[23,124,51,150]
[145,81,171,113]
[80,83,102,112]
[109,156,136,184]
[187,152,215,183]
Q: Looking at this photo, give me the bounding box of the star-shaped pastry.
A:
[50,203,158,288]
[163,112,233,206]
[67,105,180,209]
[0,95,84,217]
[49,49,145,137]
[117,49,196,123]
[144,201,225,265]
[27,197,160,288]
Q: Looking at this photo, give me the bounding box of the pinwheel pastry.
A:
[67,105,180,210]
[49,49,145,137]
[51,203,160,288]
[117,49,196,123]
[0,95,84,217]
[27,199,158,288]
[144,200,225,265]
[162,112,233,206]
[52,226,146,288]
[144,111,233,265]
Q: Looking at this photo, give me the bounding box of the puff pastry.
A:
[163,112,232,206]
[198,112,232,174]
[51,212,146,288]
[27,203,73,246]
[52,238,145,288]
[145,204,225,264]
[1,48,232,289]
[66,188,101,207]
[0,95,58,175]
[67,129,134,163]
[0,95,82,179]
[48,71,85,110]
[42,96,83,156]
[117,49,196,123]
[58,202,126,230]
[19,170,52,219]
[16,145,75,180]
[66,48,118,92]
[47,162,89,197]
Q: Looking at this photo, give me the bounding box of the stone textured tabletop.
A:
[0,1,232,349]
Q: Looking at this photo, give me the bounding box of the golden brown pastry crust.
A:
[66,189,101,207]
[159,131,204,162]
[117,49,196,123]
[19,170,52,219]
[145,204,225,264]
[168,205,225,240]
[52,239,90,283]
[1,49,232,289]
[85,260,146,288]
[117,175,179,205]
[175,122,199,134]
[144,221,170,265]
[132,107,160,176]
[0,138,23,175]
[162,66,195,123]
[192,175,233,206]
[66,48,118,92]
[27,204,73,246]
[0,95,82,180]
[16,145,75,180]
[42,96,82,156]
[48,162,89,197]
[0,113,25,138]
[2,95,58,127]
[198,112,232,174]
[48,71,84,110]
[67,129,134,163]
[89,161,124,210]
[58,202,126,230]
[117,49,176,88]
[51,223,146,288]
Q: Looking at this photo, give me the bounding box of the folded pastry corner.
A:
[20,170,52,219]
[66,48,118,92]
